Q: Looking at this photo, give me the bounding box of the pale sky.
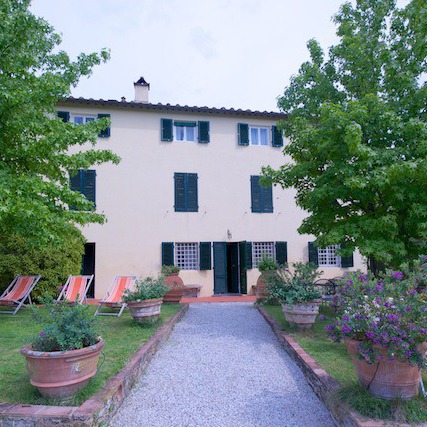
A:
[29,1,362,112]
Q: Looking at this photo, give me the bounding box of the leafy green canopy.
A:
[0,0,120,247]
[263,0,427,273]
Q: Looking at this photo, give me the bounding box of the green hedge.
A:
[0,228,85,300]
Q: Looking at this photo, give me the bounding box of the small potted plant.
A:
[266,262,322,329]
[256,255,279,300]
[122,275,169,323]
[161,265,186,303]
[20,295,104,399]
[326,256,427,400]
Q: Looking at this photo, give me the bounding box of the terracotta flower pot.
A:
[127,298,163,323]
[256,271,276,300]
[345,338,423,400]
[281,299,322,329]
[163,273,185,303]
[20,338,105,399]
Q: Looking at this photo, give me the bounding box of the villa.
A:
[57,78,363,298]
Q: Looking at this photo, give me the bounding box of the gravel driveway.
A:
[111,303,336,427]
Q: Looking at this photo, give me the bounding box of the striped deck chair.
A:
[95,276,137,317]
[0,275,41,314]
[57,275,94,304]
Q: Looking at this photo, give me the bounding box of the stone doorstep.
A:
[0,304,190,427]
[257,306,419,427]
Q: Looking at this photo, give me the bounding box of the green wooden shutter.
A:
[174,173,186,212]
[239,241,248,294]
[251,176,273,213]
[161,118,173,141]
[162,242,174,266]
[246,242,253,269]
[186,173,198,212]
[213,242,227,294]
[97,113,111,137]
[198,121,210,143]
[340,244,354,268]
[251,176,262,212]
[262,183,273,213]
[83,170,96,206]
[57,111,70,122]
[70,171,81,192]
[308,242,319,267]
[275,241,288,265]
[271,125,283,147]
[199,242,212,270]
[238,123,249,146]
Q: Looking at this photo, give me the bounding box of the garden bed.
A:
[0,304,185,406]
[261,304,427,425]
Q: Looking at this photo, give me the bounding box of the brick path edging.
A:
[0,304,189,427]
[256,305,415,427]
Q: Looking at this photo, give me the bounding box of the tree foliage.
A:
[263,0,427,273]
[0,229,85,300]
[0,0,120,248]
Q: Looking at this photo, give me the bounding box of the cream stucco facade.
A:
[58,91,365,299]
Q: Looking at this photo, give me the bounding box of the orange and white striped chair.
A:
[0,275,41,314]
[95,276,137,317]
[57,275,94,304]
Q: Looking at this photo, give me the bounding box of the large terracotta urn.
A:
[20,338,105,399]
[345,338,424,400]
[281,299,322,329]
[256,271,276,300]
[127,298,163,323]
[163,273,185,303]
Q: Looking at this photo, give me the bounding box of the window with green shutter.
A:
[199,242,212,270]
[161,118,173,141]
[69,169,96,209]
[174,173,198,212]
[340,244,354,268]
[162,242,174,266]
[275,241,288,265]
[272,125,283,147]
[238,123,249,146]
[97,113,111,137]
[250,175,273,213]
[57,111,70,123]
[308,242,319,266]
[198,121,210,143]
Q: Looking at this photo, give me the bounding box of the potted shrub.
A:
[20,296,104,399]
[256,255,280,300]
[326,256,427,400]
[267,262,322,329]
[122,275,168,323]
[161,265,185,303]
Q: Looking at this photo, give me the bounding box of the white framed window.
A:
[174,123,196,142]
[73,115,96,125]
[175,243,199,270]
[318,245,341,267]
[250,126,269,146]
[252,242,275,268]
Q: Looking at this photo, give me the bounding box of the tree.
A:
[0,230,85,300]
[262,0,427,274]
[0,0,120,249]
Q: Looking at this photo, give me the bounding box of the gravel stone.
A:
[110,303,336,427]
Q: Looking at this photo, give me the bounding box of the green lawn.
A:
[0,304,182,406]
[263,304,427,424]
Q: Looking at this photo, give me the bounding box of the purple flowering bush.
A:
[326,256,427,367]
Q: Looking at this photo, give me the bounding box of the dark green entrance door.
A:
[213,242,227,294]
[213,242,248,294]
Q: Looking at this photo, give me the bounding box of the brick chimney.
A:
[134,77,150,103]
